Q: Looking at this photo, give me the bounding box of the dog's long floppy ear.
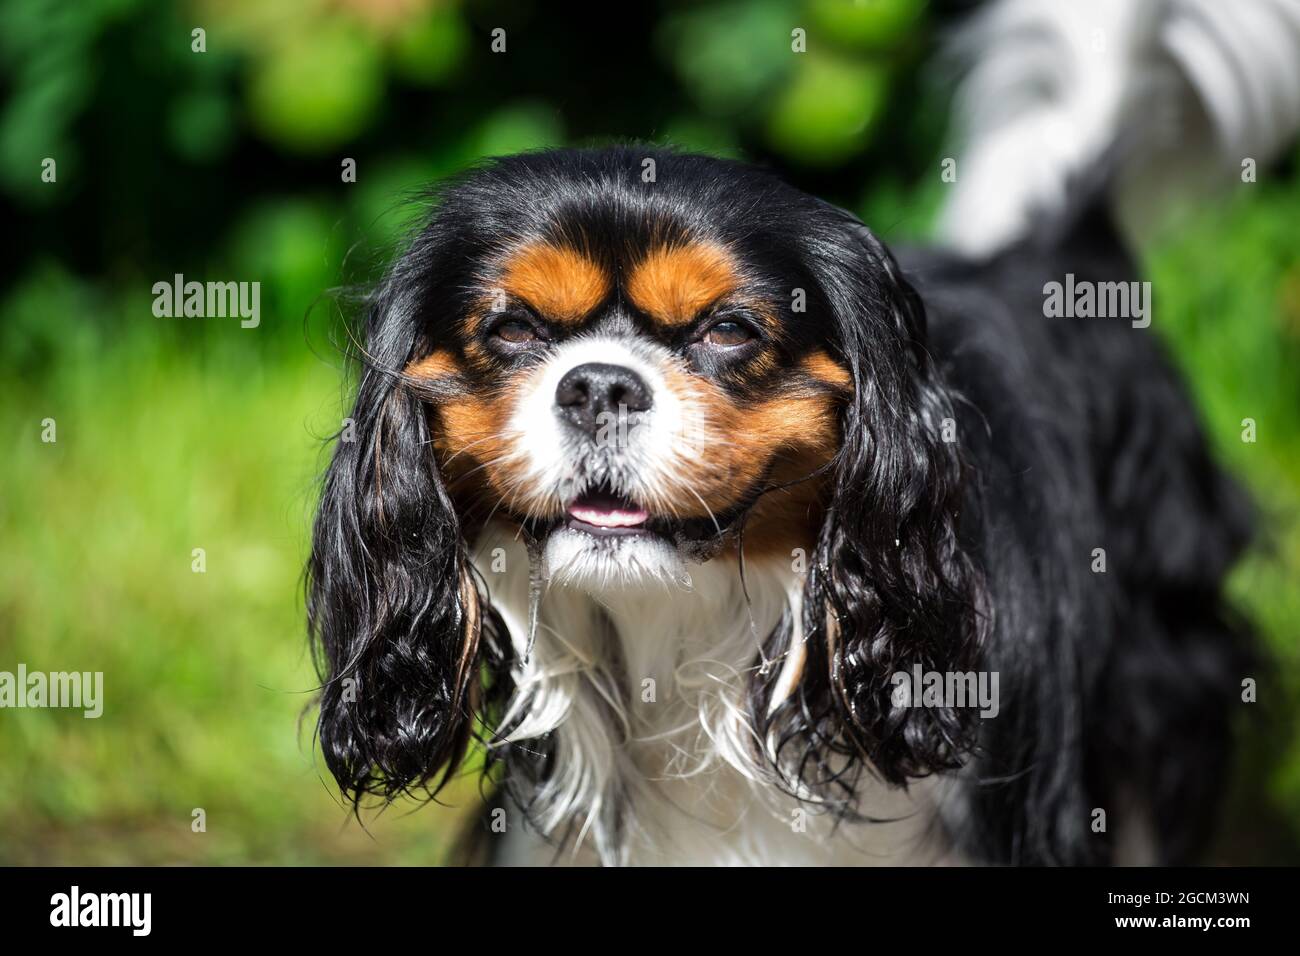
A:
[307,277,500,808]
[796,212,988,788]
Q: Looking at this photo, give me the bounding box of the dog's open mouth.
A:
[565,485,651,537]
[516,477,755,558]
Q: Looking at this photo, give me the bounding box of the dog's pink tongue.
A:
[569,492,648,528]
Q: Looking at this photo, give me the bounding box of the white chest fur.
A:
[475,527,953,867]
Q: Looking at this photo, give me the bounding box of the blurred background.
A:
[1,0,1297,864]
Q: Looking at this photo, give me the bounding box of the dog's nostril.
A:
[556,378,590,408]
[554,362,653,434]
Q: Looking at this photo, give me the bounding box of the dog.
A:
[305,141,1253,866]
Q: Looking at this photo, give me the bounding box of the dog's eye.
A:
[701,320,755,348]
[490,318,540,345]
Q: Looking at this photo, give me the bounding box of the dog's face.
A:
[404,188,854,588]
[309,148,985,809]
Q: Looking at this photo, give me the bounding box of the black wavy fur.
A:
[306,258,515,806]
[307,146,1252,864]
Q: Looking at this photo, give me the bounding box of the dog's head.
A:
[308,147,985,809]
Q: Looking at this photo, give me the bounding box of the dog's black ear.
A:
[307,283,496,808]
[797,214,987,788]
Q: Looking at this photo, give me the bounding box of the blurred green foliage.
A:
[1,0,1297,864]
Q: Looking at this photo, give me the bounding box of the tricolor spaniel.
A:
[306,146,1251,866]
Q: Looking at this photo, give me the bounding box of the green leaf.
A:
[247,24,384,153]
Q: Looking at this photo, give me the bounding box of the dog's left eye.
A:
[700,320,755,348]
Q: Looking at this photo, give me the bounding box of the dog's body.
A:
[307,144,1250,866]
[483,547,957,867]
[467,193,1249,867]
[303,0,1300,868]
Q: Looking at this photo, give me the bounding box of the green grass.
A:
[1145,175,1300,854]
[0,326,479,864]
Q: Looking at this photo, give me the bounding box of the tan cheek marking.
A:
[662,366,841,522]
[626,243,741,326]
[801,350,853,392]
[430,374,547,533]
[499,243,609,324]
[735,389,842,559]
[405,349,461,382]
[735,452,831,560]
[437,393,509,481]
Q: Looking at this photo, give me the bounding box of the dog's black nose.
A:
[555,362,653,437]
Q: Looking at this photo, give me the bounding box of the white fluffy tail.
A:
[937,0,1300,256]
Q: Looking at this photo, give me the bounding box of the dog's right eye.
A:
[486,313,547,351]
[492,319,538,344]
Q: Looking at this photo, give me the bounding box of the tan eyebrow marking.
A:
[498,242,609,324]
[626,242,741,326]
